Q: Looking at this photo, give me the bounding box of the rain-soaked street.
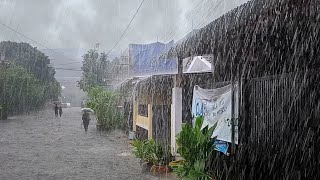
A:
[0,107,167,179]
[2,0,320,179]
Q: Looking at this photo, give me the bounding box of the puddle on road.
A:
[117,152,132,157]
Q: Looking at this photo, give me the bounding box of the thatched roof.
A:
[169,0,318,57]
[165,0,320,80]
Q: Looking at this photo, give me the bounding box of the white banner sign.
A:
[192,84,238,144]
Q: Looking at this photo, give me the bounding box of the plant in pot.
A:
[170,115,217,180]
[132,139,153,173]
[149,143,172,174]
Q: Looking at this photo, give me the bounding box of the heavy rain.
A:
[0,0,319,179]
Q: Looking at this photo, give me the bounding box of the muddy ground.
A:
[0,107,175,180]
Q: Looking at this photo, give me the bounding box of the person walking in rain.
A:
[82,112,91,133]
[54,104,58,117]
[59,106,63,117]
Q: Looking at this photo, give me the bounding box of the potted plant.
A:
[149,142,172,174]
[132,139,172,173]
[132,139,153,172]
[170,116,217,180]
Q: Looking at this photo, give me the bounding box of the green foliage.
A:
[0,41,57,82]
[132,139,147,159]
[172,116,216,180]
[132,139,153,162]
[0,41,60,117]
[0,103,7,120]
[86,86,126,130]
[147,139,164,165]
[0,64,60,116]
[79,49,112,91]
[132,139,171,165]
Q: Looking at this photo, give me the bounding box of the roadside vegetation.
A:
[131,116,217,179]
[0,41,61,119]
[85,86,127,130]
[79,48,127,131]
[132,138,172,173]
[171,116,216,179]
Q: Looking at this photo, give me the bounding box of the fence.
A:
[207,70,320,179]
[152,105,171,146]
[235,70,320,179]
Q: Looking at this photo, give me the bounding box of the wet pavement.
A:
[0,107,174,180]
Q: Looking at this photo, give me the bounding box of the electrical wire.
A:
[106,0,145,56]
[0,22,81,64]
[55,0,146,66]
[161,0,225,43]
[159,0,208,42]
[54,67,82,72]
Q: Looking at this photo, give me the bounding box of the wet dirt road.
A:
[0,107,172,180]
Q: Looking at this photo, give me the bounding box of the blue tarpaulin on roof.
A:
[129,41,177,76]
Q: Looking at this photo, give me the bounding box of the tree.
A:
[79,49,112,91]
[0,41,61,118]
[86,86,126,130]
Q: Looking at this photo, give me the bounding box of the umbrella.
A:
[81,108,94,113]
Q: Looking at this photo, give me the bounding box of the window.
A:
[138,104,148,117]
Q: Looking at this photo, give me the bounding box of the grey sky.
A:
[0,0,249,53]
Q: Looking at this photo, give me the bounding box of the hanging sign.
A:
[191,84,238,144]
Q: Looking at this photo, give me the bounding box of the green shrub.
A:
[148,139,164,165]
[132,139,149,160]
[132,139,171,166]
[86,86,127,130]
[172,116,216,180]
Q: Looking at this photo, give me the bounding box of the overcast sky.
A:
[0,0,249,53]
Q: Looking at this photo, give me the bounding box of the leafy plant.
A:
[79,49,112,91]
[172,116,216,180]
[148,139,164,165]
[132,139,148,160]
[86,86,127,130]
[132,139,153,163]
[132,139,171,166]
[0,41,61,117]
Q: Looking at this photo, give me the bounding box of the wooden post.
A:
[171,55,183,155]
[148,104,153,139]
[231,60,236,155]
[133,99,138,132]
[231,82,235,155]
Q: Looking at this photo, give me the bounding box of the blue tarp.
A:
[214,140,229,155]
[129,41,177,76]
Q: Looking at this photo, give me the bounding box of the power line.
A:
[55,61,83,66]
[165,0,225,43]
[55,0,224,68]
[54,0,146,67]
[54,67,82,72]
[0,22,81,64]
[106,0,145,56]
[185,0,225,36]
[159,0,208,42]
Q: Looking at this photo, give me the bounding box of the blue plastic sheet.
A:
[214,140,229,155]
[129,41,177,76]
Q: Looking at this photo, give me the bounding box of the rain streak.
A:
[0,0,319,179]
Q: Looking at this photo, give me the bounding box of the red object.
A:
[150,165,170,173]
